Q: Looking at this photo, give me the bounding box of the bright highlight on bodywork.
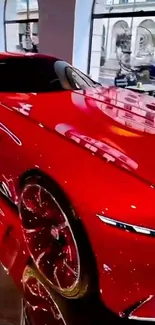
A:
[55,123,138,171]
[128,295,155,322]
[97,214,155,237]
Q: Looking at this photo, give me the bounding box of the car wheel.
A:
[22,266,71,325]
[19,176,95,299]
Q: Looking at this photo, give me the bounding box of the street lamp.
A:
[105,3,113,59]
[25,0,32,51]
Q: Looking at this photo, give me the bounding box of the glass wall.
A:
[90,0,155,85]
[4,0,39,53]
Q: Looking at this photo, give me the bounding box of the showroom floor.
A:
[0,264,21,325]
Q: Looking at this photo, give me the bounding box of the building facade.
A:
[90,0,155,83]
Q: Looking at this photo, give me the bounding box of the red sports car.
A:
[0,52,154,324]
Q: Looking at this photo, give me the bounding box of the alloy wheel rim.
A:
[19,184,80,296]
[22,267,67,325]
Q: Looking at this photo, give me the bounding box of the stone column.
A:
[38,0,76,64]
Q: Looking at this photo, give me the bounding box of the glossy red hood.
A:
[2,86,155,184]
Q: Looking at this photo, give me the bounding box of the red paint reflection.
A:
[56,124,138,171]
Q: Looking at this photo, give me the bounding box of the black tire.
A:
[19,175,97,300]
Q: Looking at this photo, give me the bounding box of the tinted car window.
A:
[0,56,100,93]
[65,67,98,90]
[0,57,64,93]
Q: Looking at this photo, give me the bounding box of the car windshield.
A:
[0,56,100,93]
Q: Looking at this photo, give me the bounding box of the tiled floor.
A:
[0,264,21,325]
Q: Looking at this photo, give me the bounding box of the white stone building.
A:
[90,0,155,82]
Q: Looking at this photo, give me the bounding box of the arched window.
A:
[136,19,155,57]
[4,0,39,52]
[88,0,155,84]
[111,20,129,56]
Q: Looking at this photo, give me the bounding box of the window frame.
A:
[3,0,39,52]
[87,0,155,74]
